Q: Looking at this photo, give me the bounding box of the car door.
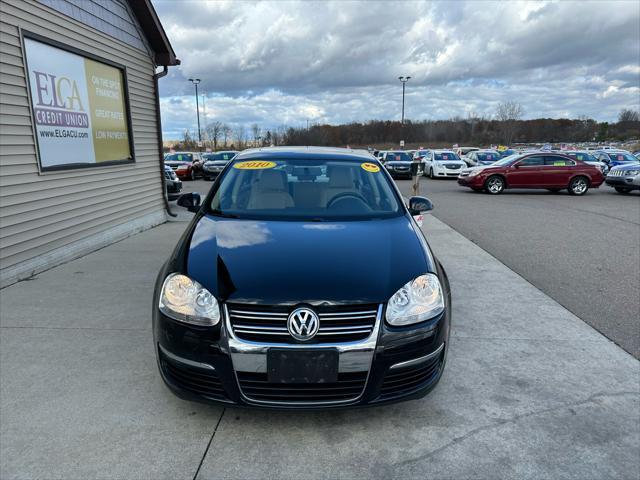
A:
[467,151,476,166]
[424,152,433,170]
[506,155,544,187]
[192,154,203,176]
[541,156,575,187]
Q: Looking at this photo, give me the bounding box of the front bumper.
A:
[385,164,418,178]
[166,179,182,194]
[457,174,483,187]
[203,166,225,178]
[605,176,640,189]
[153,299,450,409]
[433,164,464,177]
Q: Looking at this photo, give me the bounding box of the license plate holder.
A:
[267,349,339,383]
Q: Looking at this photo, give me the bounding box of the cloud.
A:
[153,0,640,138]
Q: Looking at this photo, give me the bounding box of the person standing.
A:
[411,152,422,195]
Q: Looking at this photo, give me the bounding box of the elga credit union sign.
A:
[24,36,133,170]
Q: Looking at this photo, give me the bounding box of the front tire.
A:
[429,167,435,179]
[615,187,632,194]
[190,169,196,181]
[485,175,505,194]
[568,176,589,195]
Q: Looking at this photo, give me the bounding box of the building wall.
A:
[37,0,150,53]
[0,0,167,287]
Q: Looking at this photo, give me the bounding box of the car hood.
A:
[185,215,432,305]
[609,163,640,172]
[165,161,189,167]
[204,160,228,167]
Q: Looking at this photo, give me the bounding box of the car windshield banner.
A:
[24,36,133,171]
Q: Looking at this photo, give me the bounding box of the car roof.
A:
[234,146,375,162]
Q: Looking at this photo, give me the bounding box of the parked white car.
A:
[423,150,467,178]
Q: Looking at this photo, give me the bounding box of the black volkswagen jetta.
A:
[153,147,451,408]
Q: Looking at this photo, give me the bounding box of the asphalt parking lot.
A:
[2,182,637,479]
[394,177,640,359]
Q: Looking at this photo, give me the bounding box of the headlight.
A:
[469,169,483,177]
[626,170,640,176]
[159,273,220,326]
[386,274,445,326]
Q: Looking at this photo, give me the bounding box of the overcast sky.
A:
[153,0,640,139]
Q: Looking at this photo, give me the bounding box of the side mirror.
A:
[177,192,201,213]
[408,196,433,215]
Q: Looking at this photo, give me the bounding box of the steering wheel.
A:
[326,192,370,210]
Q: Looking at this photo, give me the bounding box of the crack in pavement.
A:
[392,390,639,468]
[194,408,226,480]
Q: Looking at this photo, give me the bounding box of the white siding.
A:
[0,0,166,286]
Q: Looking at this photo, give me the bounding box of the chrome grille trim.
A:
[227,304,378,344]
[224,304,383,406]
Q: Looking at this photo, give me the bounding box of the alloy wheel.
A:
[570,177,588,195]
[486,176,504,194]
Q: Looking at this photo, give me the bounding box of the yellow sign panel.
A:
[84,58,130,162]
[233,160,277,170]
[361,162,380,172]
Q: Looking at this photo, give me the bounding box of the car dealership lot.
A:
[394,177,640,359]
[1,194,638,479]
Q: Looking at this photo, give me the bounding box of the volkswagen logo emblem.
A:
[287,307,320,341]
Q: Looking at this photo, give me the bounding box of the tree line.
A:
[171,105,639,151]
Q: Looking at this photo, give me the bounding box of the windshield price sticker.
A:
[361,162,380,172]
[234,161,277,170]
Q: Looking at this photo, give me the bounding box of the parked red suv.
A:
[457,152,604,195]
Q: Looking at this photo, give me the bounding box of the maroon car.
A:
[457,152,604,195]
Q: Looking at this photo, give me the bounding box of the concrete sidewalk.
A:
[1,213,638,479]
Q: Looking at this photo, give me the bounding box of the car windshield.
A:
[209,158,402,221]
[477,152,499,162]
[568,152,597,162]
[608,152,637,162]
[491,154,524,166]
[204,152,236,161]
[388,152,412,161]
[165,153,192,162]
[434,152,460,161]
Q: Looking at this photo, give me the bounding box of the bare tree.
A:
[618,108,640,123]
[233,125,246,149]
[251,123,261,146]
[495,101,524,145]
[222,124,232,147]
[205,121,223,151]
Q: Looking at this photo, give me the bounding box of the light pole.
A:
[188,78,201,148]
[398,76,411,148]
[398,76,411,125]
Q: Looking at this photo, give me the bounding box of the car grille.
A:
[445,164,462,169]
[237,371,368,403]
[378,350,442,399]
[159,350,227,400]
[227,304,379,343]
[608,170,629,177]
